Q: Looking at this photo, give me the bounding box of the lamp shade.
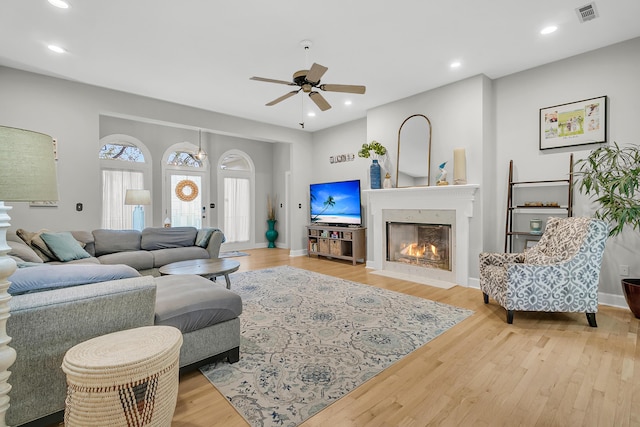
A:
[125,189,151,205]
[0,125,59,201]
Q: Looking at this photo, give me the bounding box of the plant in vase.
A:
[575,142,640,316]
[358,140,387,189]
[266,194,278,248]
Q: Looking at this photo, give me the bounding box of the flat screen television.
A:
[309,179,362,226]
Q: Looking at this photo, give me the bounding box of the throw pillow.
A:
[16,229,55,262]
[40,231,92,262]
[196,228,215,248]
[7,239,43,264]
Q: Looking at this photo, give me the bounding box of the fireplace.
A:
[364,185,479,288]
[386,222,451,271]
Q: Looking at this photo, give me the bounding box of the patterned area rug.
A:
[219,251,250,258]
[200,266,473,427]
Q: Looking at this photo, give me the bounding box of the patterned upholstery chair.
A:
[479,217,608,326]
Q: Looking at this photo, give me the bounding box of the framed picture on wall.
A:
[539,95,607,150]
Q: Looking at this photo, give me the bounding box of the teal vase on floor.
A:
[266,219,278,248]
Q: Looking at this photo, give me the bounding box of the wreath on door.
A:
[175,179,199,202]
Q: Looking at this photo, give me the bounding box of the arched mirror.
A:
[396,114,432,188]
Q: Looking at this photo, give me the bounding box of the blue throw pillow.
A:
[40,232,91,262]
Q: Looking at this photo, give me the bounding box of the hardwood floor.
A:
[172,248,639,426]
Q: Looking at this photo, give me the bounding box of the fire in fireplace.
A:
[386,222,451,271]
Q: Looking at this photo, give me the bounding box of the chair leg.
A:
[507,310,514,324]
[586,312,597,327]
[483,292,489,304]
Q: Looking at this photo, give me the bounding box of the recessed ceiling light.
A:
[307,112,316,117]
[48,0,70,9]
[344,100,352,106]
[48,44,66,53]
[540,25,558,35]
[450,61,461,69]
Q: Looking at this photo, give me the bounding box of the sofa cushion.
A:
[16,229,56,262]
[40,231,92,262]
[93,229,141,256]
[151,247,210,268]
[141,227,197,250]
[97,251,154,271]
[8,264,141,295]
[154,275,242,334]
[7,238,43,264]
[69,230,95,256]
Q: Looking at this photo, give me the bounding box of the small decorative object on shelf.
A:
[436,161,449,186]
[370,160,381,189]
[358,140,387,190]
[530,218,543,234]
[453,148,467,185]
[383,173,392,188]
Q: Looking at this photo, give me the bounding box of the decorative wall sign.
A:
[329,153,355,164]
[540,96,607,150]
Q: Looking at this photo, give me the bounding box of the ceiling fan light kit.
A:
[250,42,366,113]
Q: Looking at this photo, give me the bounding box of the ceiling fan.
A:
[250,60,366,112]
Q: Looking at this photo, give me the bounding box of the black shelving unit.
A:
[504,154,573,252]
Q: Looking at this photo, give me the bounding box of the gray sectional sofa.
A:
[5,227,243,426]
[11,226,225,276]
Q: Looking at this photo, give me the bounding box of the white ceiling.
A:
[2,1,640,132]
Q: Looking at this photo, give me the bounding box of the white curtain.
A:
[102,169,144,229]
[224,177,250,243]
[170,174,202,228]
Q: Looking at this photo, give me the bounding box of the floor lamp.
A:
[0,125,58,426]
[125,189,151,231]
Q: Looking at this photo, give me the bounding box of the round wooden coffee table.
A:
[158,258,240,289]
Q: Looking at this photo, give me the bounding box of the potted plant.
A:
[575,142,640,316]
[266,194,278,248]
[358,141,387,189]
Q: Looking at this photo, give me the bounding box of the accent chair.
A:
[479,216,608,326]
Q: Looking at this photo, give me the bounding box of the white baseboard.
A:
[289,249,307,257]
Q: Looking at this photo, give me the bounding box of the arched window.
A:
[162,142,209,229]
[99,134,151,229]
[218,150,255,248]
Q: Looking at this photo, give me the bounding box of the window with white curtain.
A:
[223,177,250,242]
[218,150,254,247]
[99,135,151,230]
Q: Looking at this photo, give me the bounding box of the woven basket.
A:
[62,326,183,427]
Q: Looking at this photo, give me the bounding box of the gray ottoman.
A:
[154,274,242,372]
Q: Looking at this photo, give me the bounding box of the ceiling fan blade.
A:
[305,63,328,84]
[266,90,300,106]
[320,84,366,94]
[250,76,295,86]
[309,91,331,111]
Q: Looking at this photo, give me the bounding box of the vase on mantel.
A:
[370,159,381,189]
[266,219,278,248]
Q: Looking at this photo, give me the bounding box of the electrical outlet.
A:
[620,265,629,276]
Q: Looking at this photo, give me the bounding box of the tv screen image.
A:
[310,179,362,225]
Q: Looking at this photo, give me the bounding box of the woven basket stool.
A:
[62,325,183,427]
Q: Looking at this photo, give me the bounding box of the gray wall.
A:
[307,37,640,305]
[3,36,639,303]
[0,66,309,250]
[494,37,640,305]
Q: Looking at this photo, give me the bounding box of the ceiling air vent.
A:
[576,2,599,23]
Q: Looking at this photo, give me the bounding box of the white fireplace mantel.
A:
[364,184,479,287]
